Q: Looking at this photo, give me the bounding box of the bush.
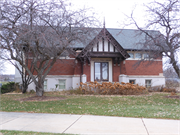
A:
[79,81,147,95]
[162,87,176,93]
[1,82,15,94]
[148,86,176,93]
[29,89,35,94]
[166,80,179,88]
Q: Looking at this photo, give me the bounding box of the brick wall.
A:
[124,60,163,75]
[28,59,75,75]
[48,59,75,75]
[113,64,121,82]
[73,60,90,81]
[83,62,90,82]
[74,60,81,75]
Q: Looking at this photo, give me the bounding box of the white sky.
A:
[3,0,163,75]
[70,0,153,28]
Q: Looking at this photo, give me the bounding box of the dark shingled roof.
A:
[73,28,161,50]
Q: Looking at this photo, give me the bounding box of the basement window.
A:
[129,79,136,84]
[145,80,152,88]
[44,80,47,90]
[59,79,66,89]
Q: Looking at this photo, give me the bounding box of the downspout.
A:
[80,60,83,84]
[120,60,121,74]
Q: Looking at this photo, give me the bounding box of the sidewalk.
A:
[0,112,179,135]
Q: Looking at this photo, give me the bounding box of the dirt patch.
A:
[19,96,66,102]
[165,96,180,99]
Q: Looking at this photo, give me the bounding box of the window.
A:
[128,53,134,58]
[59,79,66,89]
[95,62,108,81]
[143,53,149,59]
[44,80,47,90]
[135,53,142,59]
[129,80,136,84]
[145,80,151,88]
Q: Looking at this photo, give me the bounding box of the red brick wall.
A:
[83,62,90,82]
[113,64,121,82]
[74,60,81,75]
[73,60,90,81]
[28,59,75,75]
[124,60,163,75]
[48,59,75,75]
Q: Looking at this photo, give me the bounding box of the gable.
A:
[77,28,130,60]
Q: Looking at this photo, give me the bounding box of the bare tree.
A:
[0,0,98,96]
[126,0,180,78]
[0,50,6,74]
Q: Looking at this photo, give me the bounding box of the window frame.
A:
[145,80,152,88]
[44,80,47,90]
[143,53,149,59]
[128,53,134,59]
[94,62,109,82]
[129,79,136,84]
[135,53,142,59]
[59,79,66,90]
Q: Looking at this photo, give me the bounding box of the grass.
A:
[0,92,180,119]
[0,130,75,135]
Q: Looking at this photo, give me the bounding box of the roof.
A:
[77,28,130,60]
[73,28,161,50]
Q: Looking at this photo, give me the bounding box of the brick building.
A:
[15,27,165,91]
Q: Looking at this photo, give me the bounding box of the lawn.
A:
[0,130,74,135]
[0,92,179,119]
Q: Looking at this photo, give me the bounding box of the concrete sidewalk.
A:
[0,112,179,135]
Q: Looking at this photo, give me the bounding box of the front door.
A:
[94,62,108,81]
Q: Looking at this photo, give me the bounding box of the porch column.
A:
[119,74,128,83]
[82,74,87,83]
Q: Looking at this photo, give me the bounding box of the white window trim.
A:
[127,51,162,61]
[59,79,66,90]
[90,58,112,82]
[145,79,152,88]
[128,52,134,59]
[44,80,48,90]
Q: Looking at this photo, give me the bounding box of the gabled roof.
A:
[77,28,130,59]
[73,28,161,50]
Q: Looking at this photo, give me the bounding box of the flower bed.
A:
[79,81,147,95]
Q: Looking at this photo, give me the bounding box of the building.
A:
[15,27,165,91]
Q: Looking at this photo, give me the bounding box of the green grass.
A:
[0,92,180,119]
[0,130,75,135]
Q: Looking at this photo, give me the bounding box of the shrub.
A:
[79,81,147,95]
[0,82,16,94]
[162,87,176,93]
[166,80,179,88]
[29,89,36,94]
[148,85,177,93]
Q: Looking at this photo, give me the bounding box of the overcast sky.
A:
[70,0,154,28]
[3,0,163,74]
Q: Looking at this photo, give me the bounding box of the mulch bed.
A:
[165,96,180,99]
[19,96,66,102]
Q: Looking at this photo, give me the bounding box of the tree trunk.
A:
[172,62,180,78]
[22,83,28,93]
[35,77,44,96]
[36,86,44,96]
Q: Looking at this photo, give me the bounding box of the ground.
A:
[16,93,180,102]
[165,95,180,99]
[19,96,66,101]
